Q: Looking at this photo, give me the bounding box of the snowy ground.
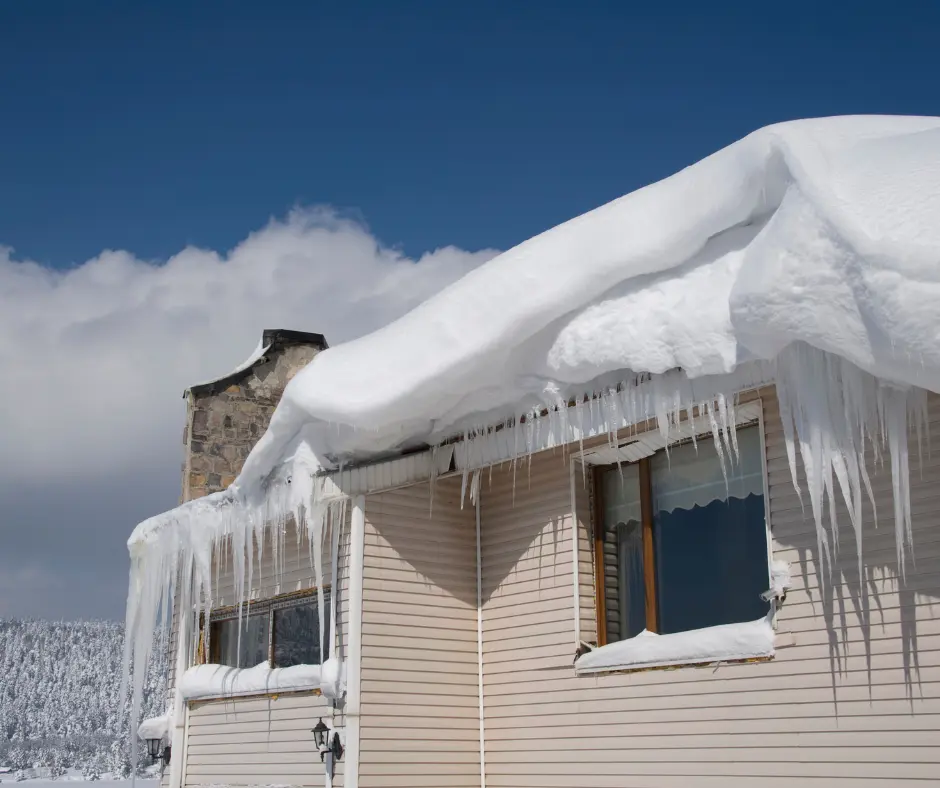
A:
[0,781,156,787]
[0,770,157,787]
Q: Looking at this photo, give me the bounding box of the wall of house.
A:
[181,517,350,788]
[358,478,480,788]
[478,386,940,787]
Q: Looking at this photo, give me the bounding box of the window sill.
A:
[575,616,776,675]
[180,662,322,702]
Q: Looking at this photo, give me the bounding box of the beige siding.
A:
[359,478,480,788]
[479,387,940,787]
[185,692,334,786]
[182,515,349,788]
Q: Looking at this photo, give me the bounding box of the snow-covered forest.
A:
[0,619,167,780]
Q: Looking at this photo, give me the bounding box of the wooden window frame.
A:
[593,458,658,647]
[198,586,331,668]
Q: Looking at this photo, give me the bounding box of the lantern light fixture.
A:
[145,737,171,768]
[311,718,343,763]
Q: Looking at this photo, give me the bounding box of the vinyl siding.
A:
[184,692,334,785]
[358,478,480,788]
[478,386,940,787]
[182,516,349,788]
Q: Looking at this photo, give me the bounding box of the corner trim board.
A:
[344,495,365,788]
[475,494,486,788]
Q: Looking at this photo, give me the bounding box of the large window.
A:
[206,590,329,669]
[595,424,770,644]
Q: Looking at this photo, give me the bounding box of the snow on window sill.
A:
[575,616,775,674]
[180,662,322,701]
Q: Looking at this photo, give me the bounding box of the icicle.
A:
[328,498,343,658]
[775,343,924,585]
[705,399,728,483]
[469,469,482,506]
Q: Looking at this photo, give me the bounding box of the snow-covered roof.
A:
[222,115,934,476]
[136,114,940,529]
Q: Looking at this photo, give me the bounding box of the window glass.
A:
[273,601,326,668]
[651,425,769,634]
[211,613,269,668]
[601,465,645,641]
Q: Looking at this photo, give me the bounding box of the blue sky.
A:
[2,1,939,620]
[2,1,938,268]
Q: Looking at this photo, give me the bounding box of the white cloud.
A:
[0,208,496,618]
[0,207,496,482]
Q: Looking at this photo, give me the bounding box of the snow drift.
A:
[122,115,940,761]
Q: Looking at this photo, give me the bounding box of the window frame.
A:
[199,586,331,669]
[590,412,774,649]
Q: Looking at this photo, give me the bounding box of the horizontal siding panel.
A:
[483,744,938,764]
[483,762,934,779]
[358,738,479,753]
[360,702,478,718]
[483,671,940,708]
[363,620,478,642]
[361,587,477,613]
[482,684,940,723]
[186,764,326,777]
[360,680,478,697]
[187,730,325,746]
[485,778,908,788]
[362,726,481,742]
[187,752,324,765]
[358,749,479,763]
[483,710,940,737]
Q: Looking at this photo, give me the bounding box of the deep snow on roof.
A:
[234,114,940,482]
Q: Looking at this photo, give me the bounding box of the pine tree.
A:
[107,739,130,779]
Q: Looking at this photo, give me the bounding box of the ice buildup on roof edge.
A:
[122,115,940,761]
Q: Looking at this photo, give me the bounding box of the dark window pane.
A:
[273,599,327,667]
[651,425,770,634]
[600,465,645,641]
[210,613,269,668]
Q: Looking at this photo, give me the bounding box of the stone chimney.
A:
[180,329,328,503]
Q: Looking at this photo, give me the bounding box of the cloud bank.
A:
[0,208,496,619]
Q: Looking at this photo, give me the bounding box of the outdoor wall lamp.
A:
[312,718,343,763]
[145,737,171,768]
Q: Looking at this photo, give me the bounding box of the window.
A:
[594,424,770,645]
[206,590,330,669]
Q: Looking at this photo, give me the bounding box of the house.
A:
[129,115,940,788]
